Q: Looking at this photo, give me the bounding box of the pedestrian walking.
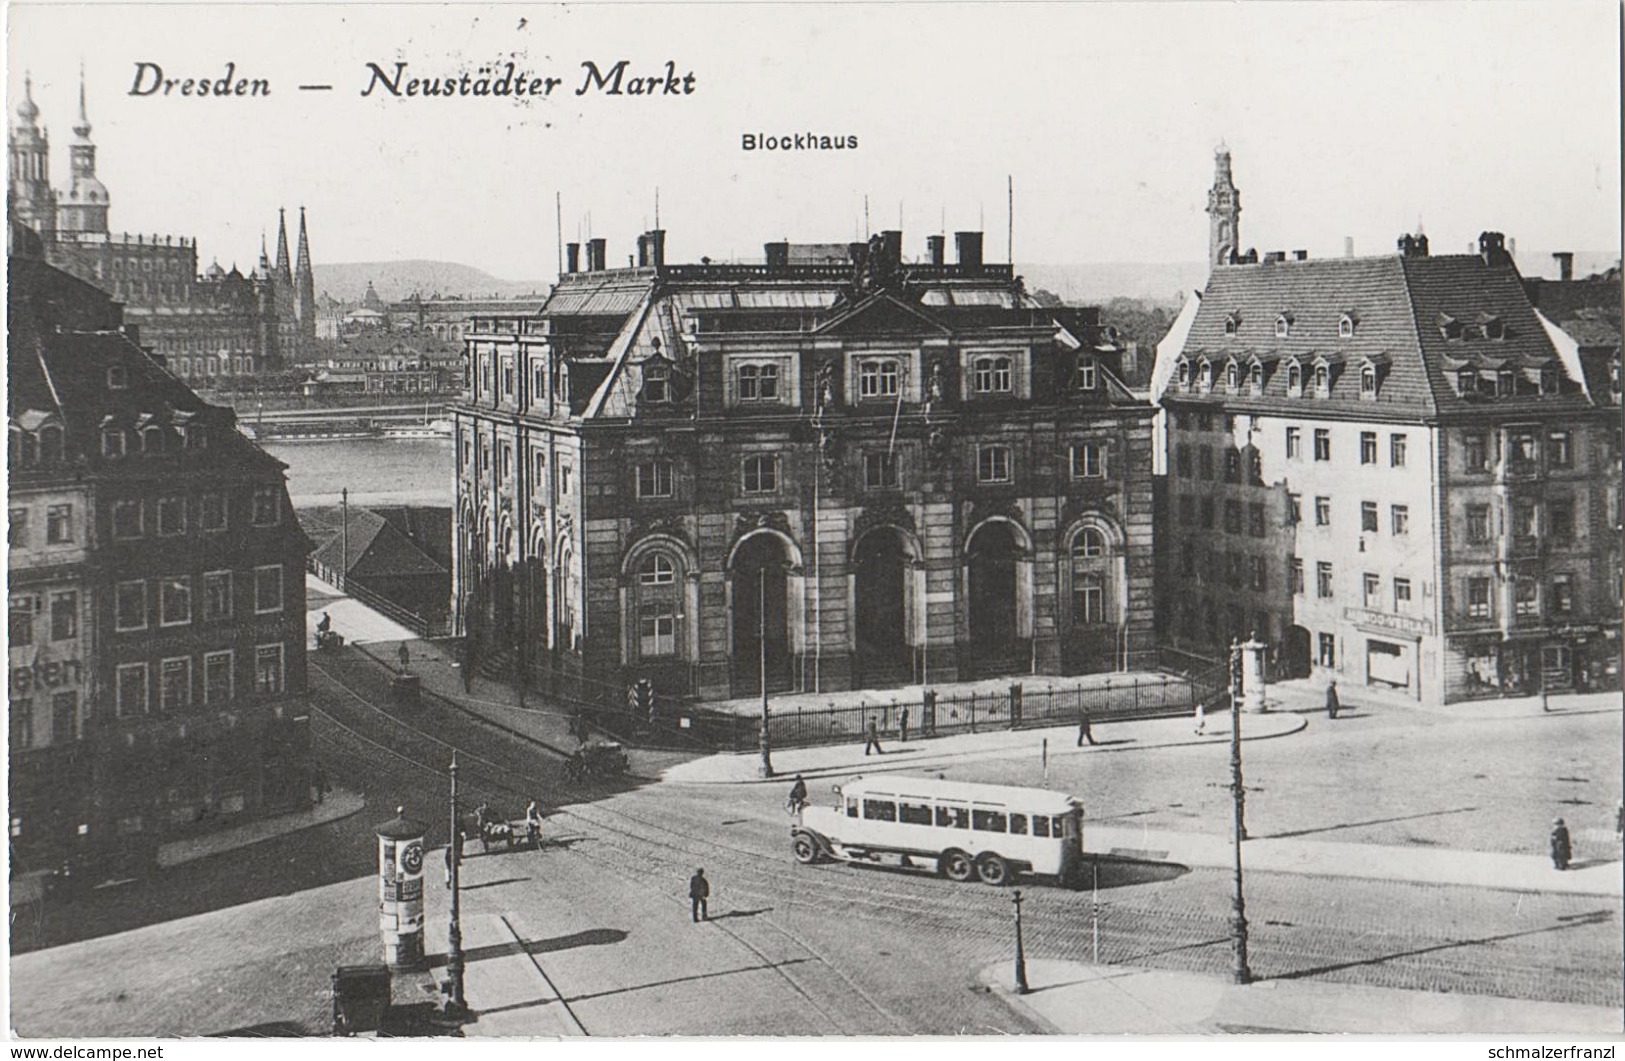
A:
[787,774,808,816]
[310,765,329,805]
[1325,680,1340,720]
[525,800,543,848]
[1193,701,1206,736]
[1614,799,1623,842]
[689,868,710,922]
[1550,817,1573,871]
[864,717,883,756]
[398,642,412,672]
[899,706,910,743]
[1077,710,1097,747]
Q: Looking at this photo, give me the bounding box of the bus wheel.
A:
[976,853,1010,886]
[791,833,820,864]
[941,850,975,883]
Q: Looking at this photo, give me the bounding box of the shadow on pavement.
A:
[709,907,773,921]
[561,958,812,1005]
[426,926,629,968]
[1085,857,1192,890]
[460,876,530,891]
[1254,805,1478,842]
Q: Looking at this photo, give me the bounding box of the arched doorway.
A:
[732,534,794,696]
[965,521,1024,676]
[853,529,911,688]
[1284,625,1312,680]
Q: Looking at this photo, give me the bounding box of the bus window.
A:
[1009,814,1028,835]
[899,801,933,825]
[1051,816,1069,836]
[862,799,898,822]
[846,798,859,818]
[971,809,1007,833]
[1033,816,1051,838]
[935,804,969,829]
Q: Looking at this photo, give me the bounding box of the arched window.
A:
[1287,362,1302,396]
[633,549,682,660]
[1072,528,1106,558]
[1198,361,1213,392]
[1339,314,1355,339]
[1275,315,1291,338]
[1360,364,1377,397]
[1224,314,1240,337]
[1069,525,1115,629]
[1249,362,1263,391]
[639,553,676,585]
[1225,361,1239,391]
[1313,364,1329,395]
[1176,359,1190,387]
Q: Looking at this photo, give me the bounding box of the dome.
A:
[66,176,109,204]
[204,258,226,279]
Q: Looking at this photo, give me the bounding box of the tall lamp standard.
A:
[1227,638,1252,985]
[445,752,467,1014]
[758,567,775,779]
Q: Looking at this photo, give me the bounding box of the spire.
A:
[17,71,38,124]
[274,208,292,281]
[295,206,311,277]
[74,64,90,137]
[295,206,316,331]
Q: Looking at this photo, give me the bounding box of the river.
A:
[261,438,455,508]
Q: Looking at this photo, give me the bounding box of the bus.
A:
[790,775,1084,887]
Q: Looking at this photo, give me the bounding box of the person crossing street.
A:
[688,868,710,922]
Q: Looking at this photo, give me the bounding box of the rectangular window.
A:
[254,565,284,614]
[1290,558,1304,594]
[49,591,77,641]
[1032,815,1051,838]
[1508,430,1539,467]
[1318,633,1336,668]
[203,571,233,621]
[1288,494,1302,525]
[899,802,933,826]
[112,499,143,539]
[204,650,234,705]
[864,452,898,489]
[1223,501,1242,535]
[1070,442,1105,479]
[45,504,73,544]
[255,644,285,694]
[160,657,192,712]
[9,507,27,548]
[1198,446,1213,480]
[1549,431,1573,469]
[972,356,1013,394]
[858,360,900,399]
[1515,579,1540,618]
[251,486,281,526]
[9,595,34,646]
[1360,432,1377,465]
[742,455,778,494]
[51,691,78,743]
[1394,577,1413,611]
[636,460,674,499]
[1175,444,1192,478]
[1391,505,1409,536]
[1391,434,1408,468]
[1361,501,1379,533]
[1549,499,1574,541]
[558,464,573,495]
[935,804,970,829]
[115,581,147,631]
[1363,573,1382,608]
[11,699,32,750]
[1317,561,1334,599]
[738,363,781,401]
[1463,432,1490,473]
[1248,503,1266,538]
[501,360,515,397]
[200,493,227,531]
[1285,426,1301,459]
[638,603,677,657]
[1551,573,1574,614]
[1513,500,1539,540]
[1314,429,1331,461]
[157,496,186,536]
[533,450,547,490]
[1466,504,1492,544]
[1467,577,1493,619]
[500,444,513,481]
[1200,497,1215,530]
[160,577,192,626]
[1315,497,1331,527]
[116,663,148,717]
[971,809,1008,833]
[859,799,896,822]
[977,445,1011,484]
[1252,555,1268,591]
[1074,582,1104,624]
[1076,359,1097,391]
[1224,450,1241,483]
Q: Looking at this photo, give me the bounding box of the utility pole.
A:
[1228,638,1252,984]
[1011,889,1030,994]
[340,487,349,591]
[758,569,774,778]
[445,752,467,1015]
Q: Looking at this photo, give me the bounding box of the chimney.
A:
[879,229,902,266]
[1344,237,1354,258]
[847,242,867,265]
[587,237,607,271]
[635,229,667,268]
[955,231,984,268]
[764,241,789,270]
[1293,249,1309,261]
[1398,234,1431,258]
[1264,250,1286,263]
[1509,236,1517,261]
[566,242,581,273]
[926,234,945,265]
[1554,251,1574,281]
[1478,231,1509,268]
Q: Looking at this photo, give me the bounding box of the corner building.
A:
[1156,219,1619,702]
[453,229,1156,699]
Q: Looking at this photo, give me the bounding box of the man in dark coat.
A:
[1551,818,1573,870]
[899,706,911,743]
[787,775,808,815]
[864,717,883,756]
[1077,710,1097,747]
[1325,681,1340,720]
[689,868,710,921]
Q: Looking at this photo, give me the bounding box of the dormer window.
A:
[142,426,164,453]
[107,365,128,390]
[1338,314,1356,339]
[1275,313,1293,339]
[1286,360,1303,397]
[1360,364,1377,399]
[643,362,670,404]
[1439,314,1462,340]
[1457,369,1478,396]
[1197,360,1213,393]
[1248,361,1263,392]
[1076,357,1097,391]
[1176,358,1190,388]
[1224,313,1240,337]
[1496,369,1514,396]
[1225,360,1239,392]
[1313,363,1330,397]
[102,428,126,458]
[1539,366,1557,395]
[1483,317,1505,341]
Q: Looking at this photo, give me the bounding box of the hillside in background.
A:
[312,261,551,302]
[1019,262,1207,308]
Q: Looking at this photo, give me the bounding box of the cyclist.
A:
[786,774,808,816]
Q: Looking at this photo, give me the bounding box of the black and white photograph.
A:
[5,0,1622,1046]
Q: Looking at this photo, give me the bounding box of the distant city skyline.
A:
[9,2,1620,282]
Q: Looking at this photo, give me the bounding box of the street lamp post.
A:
[1227,639,1252,985]
[1011,889,1030,994]
[445,752,467,1015]
[758,570,774,779]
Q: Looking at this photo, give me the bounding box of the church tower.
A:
[8,73,58,239]
[294,206,316,342]
[273,208,293,283]
[58,69,110,236]
[1206,143,1241,268]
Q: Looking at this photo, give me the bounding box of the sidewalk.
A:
[981,959,1622,1035]
[155,787,366,869]
[1265,677,1623,720]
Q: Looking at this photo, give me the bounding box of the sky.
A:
[7,2,1621,281]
